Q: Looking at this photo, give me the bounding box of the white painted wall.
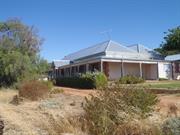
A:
[108,62,122,80]
[158,62,172,79]
[107,61,172,80]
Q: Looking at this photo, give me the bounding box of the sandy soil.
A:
[0,87,179,135]
[157,94,180,116]
[54,86,95,97]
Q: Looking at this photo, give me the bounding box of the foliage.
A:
[56,76,94,89]
[119,75,145,84]
[50,88,64,94]
[82,72,108,89]
[56,72,107,89]
[42,81,53,90]
[155,26,180,56]
[159,78,168,81]
[84,85,158,135]
[162,117,180,135]
[19,80,49,101]
[0,19,49,87]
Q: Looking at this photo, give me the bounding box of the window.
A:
[89,63,100,72]
[79,65,86,73]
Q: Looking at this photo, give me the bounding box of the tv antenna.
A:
[100,29,112,40]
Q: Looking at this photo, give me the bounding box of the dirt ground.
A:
[55,86,95,97]
[157,94,180,116]
[0,87,180,135]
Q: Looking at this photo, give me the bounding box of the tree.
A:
[0,19,49,86]
[155,26,180,56]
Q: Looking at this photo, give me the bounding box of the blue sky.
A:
[0,0,180,61]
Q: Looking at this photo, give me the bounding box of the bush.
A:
[56,72,107,89]
[119,75,145,84]
[162,117,180,135]
[84,85,158,135]
[42,81,53,90]
[50,88,64,94]
[56,76,94,89]
[159,78,168,81]
[19,80,49,101]
[94,72,108,89]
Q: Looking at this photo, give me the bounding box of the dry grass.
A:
[0,87,179,135]
[116,120,162,135]
[0,89,17,103]
[167,103,178,117]
[41,115,88,135]
[0,88,87,135]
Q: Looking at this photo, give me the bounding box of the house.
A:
[52,40,173,80]
[165,54,180,80]
[49,60,70,79]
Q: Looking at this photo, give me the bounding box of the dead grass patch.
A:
[0,89,17,103]
[41,114,88,135]
[19,80,49,101]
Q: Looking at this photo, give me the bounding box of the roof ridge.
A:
[106,40,137,52]
[104,40,111,52]
[64,40,110,58]
[127,44,153,52]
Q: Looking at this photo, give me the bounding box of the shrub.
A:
[19,80,49,101]
[50,88,64,94]
[56,72,107,89]
[162,117,180,135]
[94,72,108,89]
[119,75,145,84]
[159,78,168,81]
[84,85,158,135]
[81,72,108,89]
[42,81,53,90]
[56,76,94,89]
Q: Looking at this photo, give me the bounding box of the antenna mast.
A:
[100,29,112,40]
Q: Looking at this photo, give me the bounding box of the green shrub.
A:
[159,78,168,81]
[84,85,158,135]
[56,76,94,89]
[56,72,107,89]
[119,75,145,84]
[162,117,180,135]
[94,72,108,89]
[19,80,49,101]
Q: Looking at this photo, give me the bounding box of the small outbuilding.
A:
[165,54,180,80]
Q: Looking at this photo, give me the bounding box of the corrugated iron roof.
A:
[61,40,163,63]
[127,44,163,60]
[63,40,137,61]
[52,60,70,68]
[63,40,109,61]
[165,54,180,61]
